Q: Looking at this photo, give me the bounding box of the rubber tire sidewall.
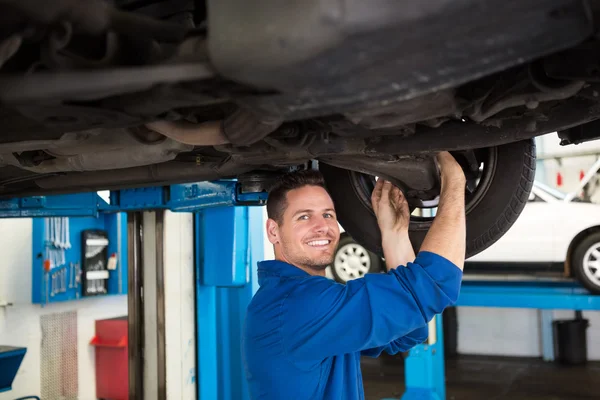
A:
[331,233,383,283]
[320,139,536,259]
[572,232,600,295]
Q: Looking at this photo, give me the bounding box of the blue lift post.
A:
[195,205,265,400]
[396,315,446,400]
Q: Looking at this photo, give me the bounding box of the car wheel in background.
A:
[331,233,383,284]
[572,232,600,295]
[321,139,536,259]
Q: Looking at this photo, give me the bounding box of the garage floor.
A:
[361,354,600,400]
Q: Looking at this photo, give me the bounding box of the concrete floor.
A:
[361,354,600,400]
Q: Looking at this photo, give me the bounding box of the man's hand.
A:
[371,179,410,235]
[436,151,466,188]
[371,179,416,270]
[420,151,467,270]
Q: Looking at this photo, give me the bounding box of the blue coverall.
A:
[242,250,463,400]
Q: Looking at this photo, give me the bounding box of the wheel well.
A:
[339,231,352,240]
[565,226,600,277]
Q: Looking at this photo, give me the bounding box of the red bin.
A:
[90,316,128,400]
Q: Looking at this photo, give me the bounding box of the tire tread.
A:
[469,140,536,255]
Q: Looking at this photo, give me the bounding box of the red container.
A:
[90,316,128,400]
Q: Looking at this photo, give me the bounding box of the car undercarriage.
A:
[1,0,600,257]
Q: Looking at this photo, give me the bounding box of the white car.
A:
[467,181,600,294]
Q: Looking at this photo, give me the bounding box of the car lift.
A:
[3,182,600,400]
[0,180,266,400]
[395,274,600,400]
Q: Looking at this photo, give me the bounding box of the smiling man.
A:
[243,152,467,400]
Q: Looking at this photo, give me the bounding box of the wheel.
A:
[572,232,600,294]
[330,233,383,283]
[320,139,536,259]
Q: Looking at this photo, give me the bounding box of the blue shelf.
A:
[0,346,26,393]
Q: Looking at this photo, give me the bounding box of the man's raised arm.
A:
[419,152,467,270]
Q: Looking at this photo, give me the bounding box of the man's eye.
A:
[324,213,335,219]
[298,215,309,220]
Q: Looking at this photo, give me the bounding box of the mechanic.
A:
[242,151,466,400]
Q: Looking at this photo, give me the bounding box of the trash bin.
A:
[553,318,589,365]
[90,316,128,400]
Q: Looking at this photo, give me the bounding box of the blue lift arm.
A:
[456,279,600,310]
[393,277,600,400]
[0,180,268,218]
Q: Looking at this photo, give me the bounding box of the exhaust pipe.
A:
[145,108,283,147]
[145,120,230,146]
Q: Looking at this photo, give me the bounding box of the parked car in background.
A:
[466,180,600,294]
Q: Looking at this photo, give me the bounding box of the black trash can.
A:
[553,318,589,365]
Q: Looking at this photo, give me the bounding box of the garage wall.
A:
[456,307,542,357]
[0,218,127,400]
[536,132,600,201]
[456,307,600,360]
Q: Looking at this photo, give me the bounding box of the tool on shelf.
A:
[44,217,71,269]
[82,230,109,297]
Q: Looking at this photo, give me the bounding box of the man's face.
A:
[267,185,340,273]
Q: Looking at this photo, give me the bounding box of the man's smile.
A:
[306,239,332,248]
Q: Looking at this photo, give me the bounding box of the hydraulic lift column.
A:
[115,182,267,400]
[127,210,197,400]
[128,211,171,400]
[128,211,144,400]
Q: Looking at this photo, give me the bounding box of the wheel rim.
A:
[582,242,600,287]
[334,243,371,282]
[349,147,498,224]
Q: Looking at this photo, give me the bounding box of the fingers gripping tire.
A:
[320,139,536,259]
[571,232,600,295]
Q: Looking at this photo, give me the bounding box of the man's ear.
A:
[266,218,280,244]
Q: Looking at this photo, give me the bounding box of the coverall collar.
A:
[257,259,310,284]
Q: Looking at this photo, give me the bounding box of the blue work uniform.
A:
[242,251,463,400]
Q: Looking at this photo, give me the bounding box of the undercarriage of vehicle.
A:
[1,0,600,256]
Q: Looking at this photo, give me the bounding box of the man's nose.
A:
[312,216,329,233]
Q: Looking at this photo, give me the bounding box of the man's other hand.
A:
[371,179,415,270]
[371,179,411,235]
[436,151,466,188]
[419,151,467,270]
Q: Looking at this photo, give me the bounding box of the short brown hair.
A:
[266,169,327,224]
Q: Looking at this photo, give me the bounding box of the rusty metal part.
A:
[222,108,283,146]
[344,90,458,129]
[0,129,193,172]
[466,80,585,122]
[146,109,283,147]
[145,120,229,146]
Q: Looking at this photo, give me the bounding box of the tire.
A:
[320,139,536,259]
[330,233,383,283]
[572,232,600,295]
